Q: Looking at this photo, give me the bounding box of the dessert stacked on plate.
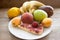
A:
[7,1,54,35]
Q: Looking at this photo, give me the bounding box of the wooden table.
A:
[0,8,60,40]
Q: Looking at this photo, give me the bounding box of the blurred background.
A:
[0,0,60,8]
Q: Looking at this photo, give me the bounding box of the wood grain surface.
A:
[0,8,60,40]
[0,0,60,8]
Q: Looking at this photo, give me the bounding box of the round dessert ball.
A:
[7,7,21,19]
[21,12,33,24]
[42,18,52,28]
[12,17,21,27]
[39,5,54,17]
[33,10,48,22]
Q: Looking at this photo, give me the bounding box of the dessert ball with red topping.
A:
[32,21,39,28]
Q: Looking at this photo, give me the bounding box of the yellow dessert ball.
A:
[12,17,21,27]
[7,7,21,19]
[42,18,52,28]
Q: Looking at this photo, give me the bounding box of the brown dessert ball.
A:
[39,5,54,17]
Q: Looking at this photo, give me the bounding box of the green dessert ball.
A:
[33,10,48,22]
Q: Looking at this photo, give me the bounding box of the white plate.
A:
[8,16,53,39]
